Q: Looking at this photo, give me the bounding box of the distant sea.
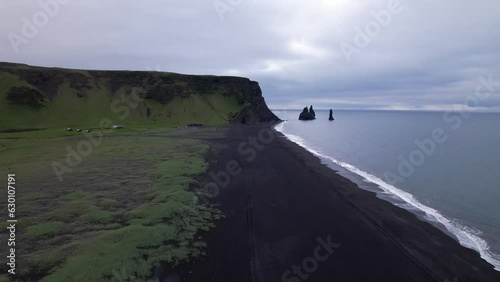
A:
[273,109,500,270]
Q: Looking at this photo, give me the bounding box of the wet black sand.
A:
[180,124,500,282]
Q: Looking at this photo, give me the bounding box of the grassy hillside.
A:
[0,62,279,132]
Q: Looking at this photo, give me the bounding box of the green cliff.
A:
[0,62,279,132]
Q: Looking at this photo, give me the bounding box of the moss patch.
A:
[81,210,115,224]
[25,222,65,239]
[49,201,91,222]
[99,199,120,210]
[63,191,88,200]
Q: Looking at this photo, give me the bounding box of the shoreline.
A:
[181,124,500,281]
[275,120,500,272]
[275,121,500,271]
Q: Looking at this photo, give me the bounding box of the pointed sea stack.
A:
[309,105,316,119]
[329,109,334,121]
[299,105,316,120]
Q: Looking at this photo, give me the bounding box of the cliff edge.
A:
[0,62,279,130]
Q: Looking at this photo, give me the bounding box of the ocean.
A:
[273,109,500,271]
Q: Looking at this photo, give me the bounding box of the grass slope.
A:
[0,62,279,134]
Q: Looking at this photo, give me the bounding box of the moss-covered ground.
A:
[0,128,223,281]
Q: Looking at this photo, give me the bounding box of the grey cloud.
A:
[1,0,499,111]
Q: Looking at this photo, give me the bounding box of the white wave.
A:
[274,122,285,132]
[274,122,500,271]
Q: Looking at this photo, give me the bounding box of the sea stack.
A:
[329,109,334,121]
[299,105,316,120]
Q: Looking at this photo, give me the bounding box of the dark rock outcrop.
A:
[230,80,281,124]
[6,86,46,109]
[299,105,316,120]
[329,109,334,121]
[299,107,308,119]
[309,105,315,118]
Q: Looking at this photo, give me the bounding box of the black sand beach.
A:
[178,124,500,282]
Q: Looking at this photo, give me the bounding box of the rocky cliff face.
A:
[0,62,279,129]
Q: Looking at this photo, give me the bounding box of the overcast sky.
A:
[1,0,500,111]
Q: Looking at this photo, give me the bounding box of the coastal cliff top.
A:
[0,62,279,133]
